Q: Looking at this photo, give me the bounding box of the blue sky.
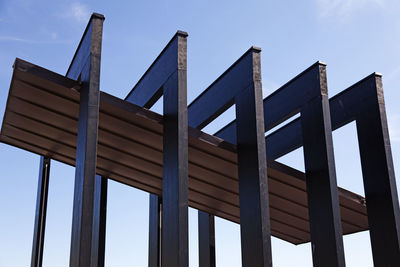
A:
[0,0,400,266]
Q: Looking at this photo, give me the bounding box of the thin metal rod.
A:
[198,211,215,267]
[149,194,162,267]
[31,156,50,267]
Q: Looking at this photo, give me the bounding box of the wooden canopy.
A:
[0,58,368,245]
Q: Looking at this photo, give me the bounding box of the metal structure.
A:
[1,13,399,267]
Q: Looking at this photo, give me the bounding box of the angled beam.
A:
[198,211,215,267]
[188,47,257,130]
[67,13,106,267]
[215,62,325,143]
[265,73,380,160]
[125,31,188,108]
[189,47,272,267]
[31,156,50,267]
[149,195,162,267]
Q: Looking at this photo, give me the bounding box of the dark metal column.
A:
[198,211,215,267]
[149,195,162,267]
[124,31,189,267]
[66,13,105,267]
[235,50,272,267]
[161,34,188,266]
[31,156,50,267]
[300,65,345,267]
[92,175,108,267]
[356,74,400,266]
[187,47,272,267]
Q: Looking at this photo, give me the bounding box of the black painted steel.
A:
[149,195,162,267]
[31,156,50,267]
[126,31,189,267]
[300,78,345,266]
[215,62,345,267]
[67,13,105,267]
[92,175,107,267]
[355,75,400,266]
[3,11,399,266]
[198,211,215,267]
[125,30,188,109]
[161,66,188,267]
[188,47,272,267]
[215,62,326,143]
[256,71,400,265]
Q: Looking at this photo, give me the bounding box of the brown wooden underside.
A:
[0,59,368,244]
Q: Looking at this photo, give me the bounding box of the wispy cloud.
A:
[62,2,90,23]
[0,35,70,44]
[316,0,383,20]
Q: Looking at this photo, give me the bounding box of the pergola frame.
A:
[0,13,399,267]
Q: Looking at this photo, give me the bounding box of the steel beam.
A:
[161,61,188,267]
[67,13,106,267]
[260,71,400,265]
[215,62,326,143]
[149,195,162,267]
[188,47,272,267]
[92,175,107,267]
[235,50,271,267]
[355,74,400,266]
[31,156,50,267]
[215,62,345,267]
[125,31,188,109]
[198,211,215,267]
[300,65,344,266]
[125,31,189,267]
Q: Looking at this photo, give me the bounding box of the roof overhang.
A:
[0,58,368,244]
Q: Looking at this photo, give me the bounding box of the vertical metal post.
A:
[356,75,400,266]
[92,175,108,267]
[198,211,215,267]
[300,64,345,267]
[149,195,162,267]
[31,156,50,267]
[161,32,188,267]
[67,13,105,267]
[235,50,272,267]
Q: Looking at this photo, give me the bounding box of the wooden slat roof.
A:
[0,58,369,244]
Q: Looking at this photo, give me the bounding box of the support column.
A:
[198,211,215,267]
[235,50,272,267]
[92,175,108,267]
[149,194,162,267]
[161,32,188,267]
[31,156,50,267]
[356,75,400,266]
[300,65,345,267]
[67,13,105,267]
